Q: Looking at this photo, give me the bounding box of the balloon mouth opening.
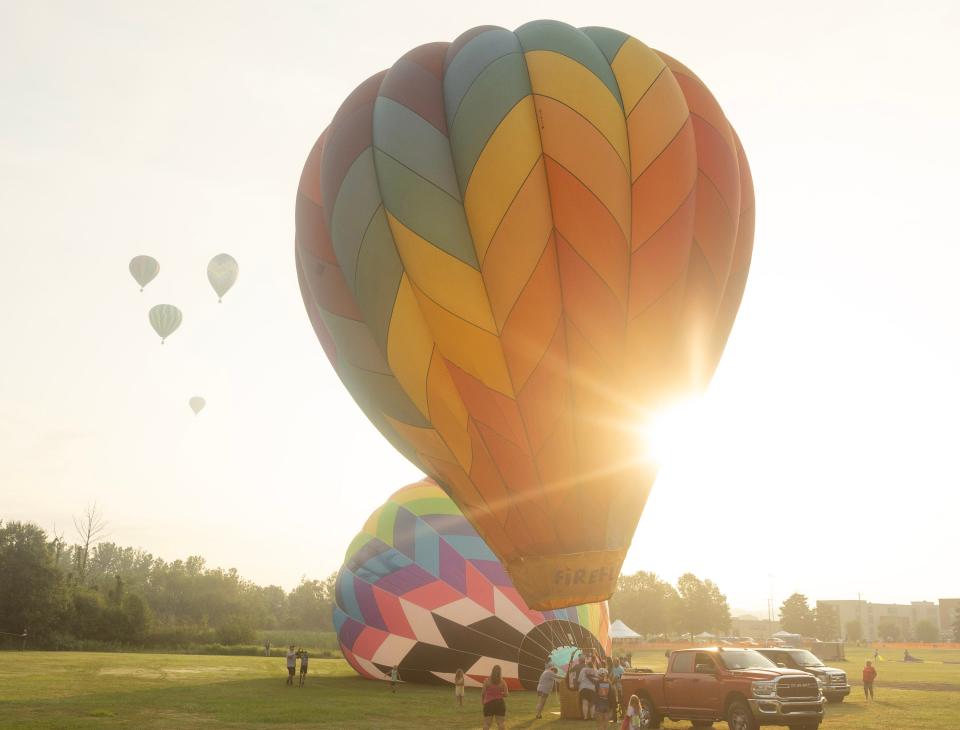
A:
[547,645,581,677]
[518,618,605,687]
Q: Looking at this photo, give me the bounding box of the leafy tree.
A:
[914,620,938,642]
[813,604,840,641]
[0,521,66,640]
[118,593,151,643]
[877,621,901,641]
[844,619,863,642]
[675,573,730,634]
[68,587,109,640]
[609,571,679,636]
[286,575,337,630]
[779,594,815,636]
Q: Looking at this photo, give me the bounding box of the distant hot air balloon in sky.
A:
[128,255,159,291]
[296,20,754,609]
[207,253,238,302]
[188,396,206,415]
[148,304,182,344]
[335,480,610,688]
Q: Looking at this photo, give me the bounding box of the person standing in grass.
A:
[862,660,877,699]
[298,648,309,687]
[534,665,556,719]
[611,656,625,721]
[593,668,611,728]
[578,658,598,720]
[481,664,508,730]
[285,645,296,686]
[454,668,465,707]
[624,694,642,729]
[389,665,400,693]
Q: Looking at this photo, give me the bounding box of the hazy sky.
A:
[2,0,958,616]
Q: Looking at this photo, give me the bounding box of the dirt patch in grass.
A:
[97,668,164,679]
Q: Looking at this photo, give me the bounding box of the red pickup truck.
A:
[621,647,825,730]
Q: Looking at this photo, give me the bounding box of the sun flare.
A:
[639,398,707,466]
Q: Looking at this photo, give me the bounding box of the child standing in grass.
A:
[285,645,296,686]
[454,668,465,706]
[298,649,309,687]
[622,694,642,729]
[389,665,400,693]
[863,660,877,699]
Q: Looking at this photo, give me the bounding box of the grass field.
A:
[0,647,957,728]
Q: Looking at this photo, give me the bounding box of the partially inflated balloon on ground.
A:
[334,480,610,688]
[188,397,205,415]
[148,304,182,344]
[207,254,238,302]
[298,20,754,609]
[129,256,159,291]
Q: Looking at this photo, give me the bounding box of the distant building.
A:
[817,598,953,641]
[939,598,960,636]
[730,616,781,640]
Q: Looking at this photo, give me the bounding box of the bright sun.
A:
[639,398,707,465]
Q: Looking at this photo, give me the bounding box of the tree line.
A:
[0,516,337,649]
[609,571,732,636]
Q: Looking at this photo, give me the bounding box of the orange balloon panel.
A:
[295,21,754,610]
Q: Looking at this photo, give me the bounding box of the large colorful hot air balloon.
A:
[335,480,610,688]
[297,20,754,609]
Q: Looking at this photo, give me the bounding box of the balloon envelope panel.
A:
[298,20,754,609]
[334,480,610,688]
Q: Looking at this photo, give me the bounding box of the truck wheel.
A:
[637,696,661,729]
[726,700,759,730]
[827,695,845,703]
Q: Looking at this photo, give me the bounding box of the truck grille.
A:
[828,673,847,686]
[777,677,819,699]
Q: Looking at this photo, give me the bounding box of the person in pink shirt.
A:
[481,664,509,729]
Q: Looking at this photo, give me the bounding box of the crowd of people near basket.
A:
[565,649,635,725]
[278,645,647,727]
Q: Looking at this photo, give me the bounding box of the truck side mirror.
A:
[695,663,716,675]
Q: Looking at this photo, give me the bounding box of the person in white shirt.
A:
[578,663,597,720]
[285,645,296,686]
[534,665,556,719]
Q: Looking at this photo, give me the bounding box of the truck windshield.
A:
[717,650,777,670]
[788,650,824,667]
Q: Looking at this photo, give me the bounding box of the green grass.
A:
[253,630,340,654]
[0,647,957,728]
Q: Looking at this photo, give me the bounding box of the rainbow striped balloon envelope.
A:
[334,480,611,688]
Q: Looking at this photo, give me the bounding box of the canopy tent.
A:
[693,632,716,640]
[610,619,642,640]
[771,631,803,646]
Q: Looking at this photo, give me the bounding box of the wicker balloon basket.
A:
[558,681,583,720]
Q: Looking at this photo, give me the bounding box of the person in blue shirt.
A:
[611,657,625,720]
